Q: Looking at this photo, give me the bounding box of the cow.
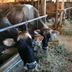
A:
[0,3,58,70]
[0,4,45,32]
[0,4,46,70]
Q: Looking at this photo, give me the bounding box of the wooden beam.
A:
[43,0,46,15]
[55,0,59,24]
[44,0,46,22]
[60,0,64,25]
[31,0,34,5]
[41,0,43,15]
[41,0,46,14]
[38,0,40,12]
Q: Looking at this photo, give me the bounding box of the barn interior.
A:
[0,0,72,72]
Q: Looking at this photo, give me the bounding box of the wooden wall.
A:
[0,1,72,18]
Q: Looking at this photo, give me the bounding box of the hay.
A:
[32,43,72,72]
[63,19,72,36]
[22,36,72,72]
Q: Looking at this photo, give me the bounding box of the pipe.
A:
[0,15,47,32]
[6,60,22,72]
[1,54,22,72]
[64,7,72,11]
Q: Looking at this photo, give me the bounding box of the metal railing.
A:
[0,15,47,32]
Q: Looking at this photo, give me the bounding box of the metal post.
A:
[0,15,47,32]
